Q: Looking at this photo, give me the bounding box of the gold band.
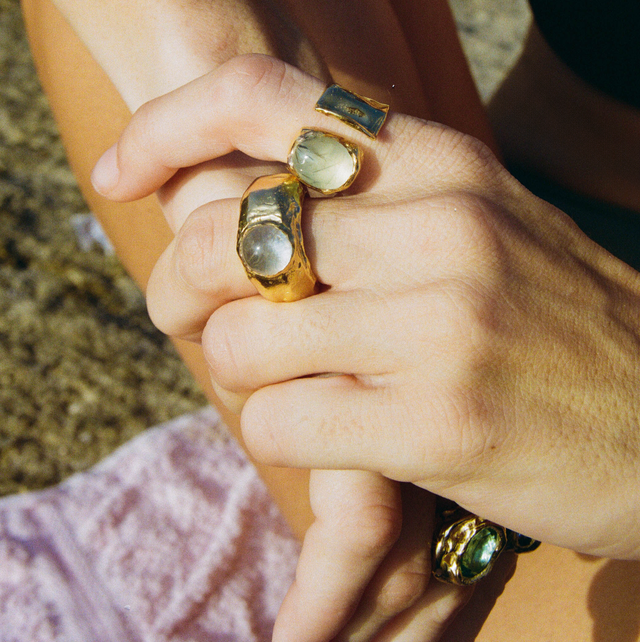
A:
[315,84,389,139]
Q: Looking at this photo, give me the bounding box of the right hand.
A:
[85,12,484,634]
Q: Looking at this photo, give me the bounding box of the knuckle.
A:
[174,208,227,294]
[145,264,175,337]
[203,308,250,391]
[437,128,502,185]
[240,389,291,465]
[125,98,168,166]
[216,53,290,109]
[437,386,502,471]
[375,569,430,616]
[418,279,509,476]
[435,191,505,266]
[342,502,403,558]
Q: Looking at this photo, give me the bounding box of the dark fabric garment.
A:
[510,165,640,272]
[528,0,640,110]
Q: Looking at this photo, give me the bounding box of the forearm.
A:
[22,0,318,537]
[46,0,326,110]
[45,0,497,142]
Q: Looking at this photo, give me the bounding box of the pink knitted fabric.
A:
[0,407,299,642]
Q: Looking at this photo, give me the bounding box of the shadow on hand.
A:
[438,552,517,642]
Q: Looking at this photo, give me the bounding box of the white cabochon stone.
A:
[240,223,293,277]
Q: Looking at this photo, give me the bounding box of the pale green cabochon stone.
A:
[460,527,503,579]
[239,223,293,277]
[289,130,358,192]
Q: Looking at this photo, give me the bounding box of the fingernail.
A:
[91,144,120,195]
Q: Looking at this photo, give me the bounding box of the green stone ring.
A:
[287,129,362,195]
[432,508,540,585]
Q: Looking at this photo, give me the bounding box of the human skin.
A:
[21,0,505,640]
[96,58,640,642]
[489,23,640,214]
[24,0,492,539]
[94,55,640,560]
[24,0,640,638]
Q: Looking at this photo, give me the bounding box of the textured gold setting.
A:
[432,509,507,586]
[315,84,390,138]
[432,507,541,585]
[237,174,316,302]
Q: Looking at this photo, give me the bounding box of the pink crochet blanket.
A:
[0,407,299,642]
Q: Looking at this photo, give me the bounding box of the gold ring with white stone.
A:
[237,173,315,302]
[237,85,389,302]
[432,507,540,585]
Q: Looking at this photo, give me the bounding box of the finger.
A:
[145,194,393,340]
[210,380,252,415]
[240,374,450,482]
[90,55,382,201]
[91,54,485,203]
[241,375,393,474]
[202,290,401,392]
[334,485,468,642]
[148,189,473,340]
[372,580,471,642]
[157,151,283,233]
[437,552,516,642]
[145,199,254,338]
[272,470,403,642]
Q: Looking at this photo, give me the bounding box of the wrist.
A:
[51,0,317,110]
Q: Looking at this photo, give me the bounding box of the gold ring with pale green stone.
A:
[432,507,541,585]
[237,84,389,301]
[287,129,362,195]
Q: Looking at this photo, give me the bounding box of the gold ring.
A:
[315,84,390,139]
[237,173,315,302]
[237,86,389,301]
[432,507,540,585]
[287,129,363,195]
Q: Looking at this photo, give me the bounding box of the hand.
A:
[276,473,473,642]
[92,56,484,642]
[92,50,640,628]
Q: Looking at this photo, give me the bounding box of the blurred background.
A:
[0,0,530,496]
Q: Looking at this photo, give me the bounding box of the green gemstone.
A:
[460,527,503,579]
[289,130,356,192]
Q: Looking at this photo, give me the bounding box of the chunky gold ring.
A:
[238,85,389,301]
[237,173,315,302]
[432,507,540,585]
